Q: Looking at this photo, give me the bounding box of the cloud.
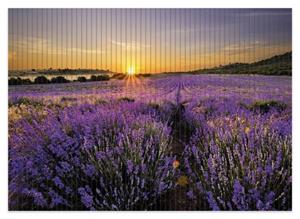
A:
[69,47,104,55]
[9,35,104,56]
[110,39,150,51]
[9,36,56,54]
[222,41,263,55]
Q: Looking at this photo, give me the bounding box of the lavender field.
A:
[8,74,292,210]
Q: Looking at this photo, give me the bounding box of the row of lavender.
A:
[9,74,291,104]
[8,74,292,210]
[183,97,291,210]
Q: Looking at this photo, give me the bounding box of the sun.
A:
[127,66,136,76]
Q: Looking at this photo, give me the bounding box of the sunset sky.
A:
[8,9,292,73]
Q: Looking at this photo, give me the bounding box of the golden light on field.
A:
[125,65,141,87]
[127,66,136,76]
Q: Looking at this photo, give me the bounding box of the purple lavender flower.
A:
[127,160,134,173]
[186,190,195,200]
[84,164,96,177]
[206,191,220,210]
[78,187,94,209]
[9,101,176,210]
[53,176,64,190]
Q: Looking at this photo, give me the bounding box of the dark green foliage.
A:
[141,73,151,77]
[55,68,110,75]
[9,77,32,85]
[192,52,292,76]
[9,97,44,107]
[50,76,70,83]
[148,102,160,111]
[77,76,87,82]
[136,73,152,77]
[249,100,287,113]
[34,76,50,84]
[118,97,135,102]
[90,75,110,81]
[9,74,111,86]
[111,73,126,80]
[60,97,77,102]
[9,74,110,86]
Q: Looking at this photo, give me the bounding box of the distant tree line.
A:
[9,75,110,86]
[191,52,292,76]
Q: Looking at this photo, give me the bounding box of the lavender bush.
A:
[184,100,292,210]
[9,102,175,210]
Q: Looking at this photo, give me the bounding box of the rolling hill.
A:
[194,52,292,76]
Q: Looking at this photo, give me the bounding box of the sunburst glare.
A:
[127,66,136,76]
